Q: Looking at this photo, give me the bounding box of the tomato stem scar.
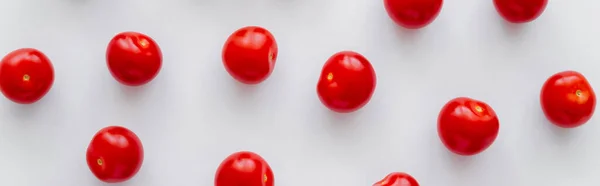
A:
[22,74,30,81]
[474,106,483,113]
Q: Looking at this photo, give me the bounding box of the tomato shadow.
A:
[117,82,151,103]
[318,105,371,143]
[392,26,424,46]
[499,19,528,39]
[539,112,577,144]
[5,102,42,120]
[65,0,90,4]
[3,92,58,123]
[232,80,261,97]
[228,79,263,110]
[441,148,476,170]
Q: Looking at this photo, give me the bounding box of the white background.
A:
[0,0,599,185]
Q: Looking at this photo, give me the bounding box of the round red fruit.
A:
[222,26,278,84]
[493,0,548,23]
[0,48,54,104]
[215,151,274,186]
[317,51,376,113]
[106,31,162,86]
[86,126,144,183]
[540,71,596,128]
[384,0,443,29]
[438,97,500,156]
[373,172,419,186]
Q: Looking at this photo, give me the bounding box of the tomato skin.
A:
[438,97,500,156]
[493,0,548,23]
[0,48,54,104]
[222,26,278,84]
[215,151,274,186]
[317,51,376,113]
[373,172,419,186]
[540,71,596,128]
[383,0,443,29]
[106,31,162,86]
[86,126,144,183]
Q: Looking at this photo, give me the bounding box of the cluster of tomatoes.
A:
[0,0,590,186]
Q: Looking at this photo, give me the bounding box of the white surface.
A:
[0,0,599,185]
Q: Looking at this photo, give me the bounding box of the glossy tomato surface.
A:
[373,172,419,186]
[540,71,596,128]
[222,26,278,84]
[317,51,376,113]
[0,48,54,104]
[106,31,162,86]
[384,0,443,29]
[215,151,274,186]
[493,0,548,23]
[438,97,500,156]
[86,126,144,183]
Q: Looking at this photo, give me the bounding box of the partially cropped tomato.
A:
[106,31,162,86]
[384,0,443,29]
[373,172,419,186]
[222,26,278,84]
[438,97,500,156]
[317,51,376,113]
[493,0,548,23]
[540,71,596,128]
[86,126,144,183]
[0,48,54,104]
[215,151,274,186]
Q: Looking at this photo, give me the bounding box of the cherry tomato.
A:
[86,126,144,183]
[383,0,443,29]
[540,71,596,128]
[215,151,274,186]
[222,26,278,84]
[317,51,376,113]
[493,0,548,23]
[373,172,419,186]
[106,31,162,86]
[438,97,500,156]
[0,48,54,104]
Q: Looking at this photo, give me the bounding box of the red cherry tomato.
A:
[0,48,54,104]
[493,0,548,23]
[374,172,419,186]
[317,51,376,113]
[438,97,500,156]
[383,0,443,29]
[540,71,596,128]
[86,126,144,183]
[222,26,278,84]
[215,151,274,186]
[106,31,162,86]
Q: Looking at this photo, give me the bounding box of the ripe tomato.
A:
[215,151,274,186]
[86,126,144,183]
[222,26,278,84]
[383,0,443,29]
[540,71,596,128]
[0,48,54,104]
[106,31,162,86]
[373,172,419,186]
[438,97,500,156]
[493,0,548,23]
[317,51,376,113]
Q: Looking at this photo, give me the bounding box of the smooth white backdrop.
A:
[0,0,599,185]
